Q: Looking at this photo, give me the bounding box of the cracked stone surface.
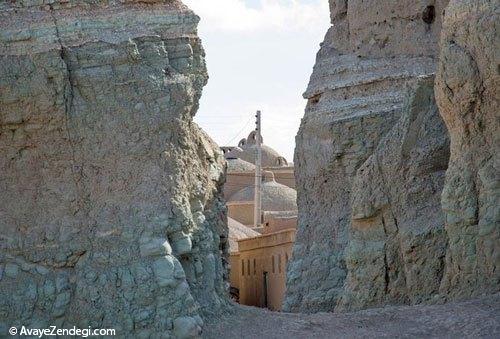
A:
[285,0,498,313]
[0,1,229,337]
[285,0,452,313]
[337,76,450,312]
[435,0,500,300]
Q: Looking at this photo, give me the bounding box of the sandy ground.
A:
[203,294,500,338]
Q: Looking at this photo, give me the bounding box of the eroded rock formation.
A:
[435,0,499,299]
[285,0,451,313]
[286,0,498,313]
[338,76,450,311]
[0,1,228,336]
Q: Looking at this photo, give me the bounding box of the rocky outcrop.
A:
[338,76,450,311]
[286,0,499,313]
[0,1,228,337]
[435,0,499,299]
[284,0,451,312]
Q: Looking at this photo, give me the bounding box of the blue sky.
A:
[185,0,330,162]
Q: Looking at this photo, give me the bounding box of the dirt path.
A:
[204,294,500,338]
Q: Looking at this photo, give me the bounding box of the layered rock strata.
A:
[284,0,451,312]
[0,1,228,337]
[435,0,499,299]
[338,76,450,311]
[286,0,499,313]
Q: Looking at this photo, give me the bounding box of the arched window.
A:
[278,254,282,273]
[241,259,244,276]
[247,259,250,276]
[253,259,256,275]
[272,255,275,274]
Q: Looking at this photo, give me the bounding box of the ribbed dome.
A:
[226,158,255,172]
[228,217,259,252]
[228,173,297,211]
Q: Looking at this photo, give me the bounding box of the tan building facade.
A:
[262,211,297,234]
[227,201,254,227]
[222,130,298,310]
[231,229,296,311]
[227,217,260,299]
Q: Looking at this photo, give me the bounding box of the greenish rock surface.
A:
[0,1,229,337]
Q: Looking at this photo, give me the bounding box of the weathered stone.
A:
[173,316,202,339]
[4,263,19,278]
[285,0,499,313]
[171,232,194,256]
[52,291,71,318]
[152,256,176,288]
[174,259,187,280]
[140,237,172,257]
[285,0,451,313]
[35,265,50,276]
[0,0,229,335]
[435,0,500,299]
[337,76,450,311]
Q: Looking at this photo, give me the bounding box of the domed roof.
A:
[237,145,288,167]
[224,147,243,159]
[233,131,288,167]
[227,172,297,211]
[228,217,259,252]
[226,158,255,172]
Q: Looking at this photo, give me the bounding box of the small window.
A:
[253,259,256,275]
[241,259,244,276]
[272,255,275,274]
[247,259,250,276]
[285,253,289,265]
[278,254,282,273]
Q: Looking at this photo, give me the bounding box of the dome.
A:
[228,217,259,252]
[226,158,255,172]
[227,172,297,211]
[221,146,241,156]
[224,147,243,159]
[237,145,288,167]
[232,131,289,167]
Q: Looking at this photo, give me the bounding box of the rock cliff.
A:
[336,76,450,311]
[286,0,498,313]
[285,0,451,313]
[435,0,499,299]
[0,0,228,337]
[285,0,484,313]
